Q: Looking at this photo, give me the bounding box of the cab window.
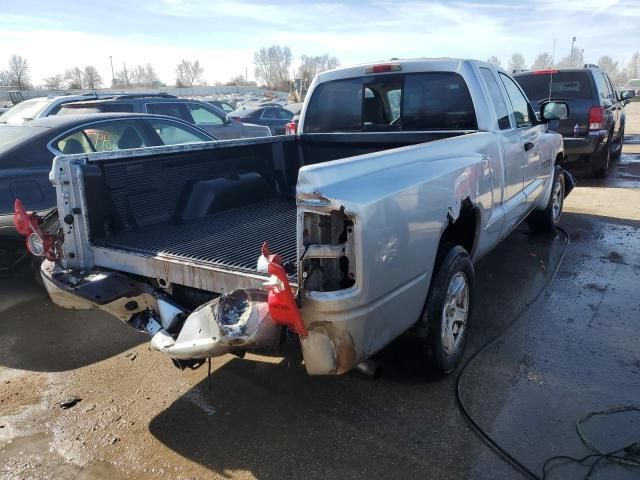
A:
[499,73,531,127]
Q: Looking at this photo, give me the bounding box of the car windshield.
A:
[0,99,51,124]
[0,125,46,153]
[515,71,593,103]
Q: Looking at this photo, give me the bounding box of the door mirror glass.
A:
[540,101,569,121]
[223,115,230,124]
[620,90,636,101]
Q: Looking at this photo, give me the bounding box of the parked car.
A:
[58,94,270,140]
[0,113,215,240]
[284,102,303,134]
[0,92,118,125]
[29,58,571,381]
[205,100,235,113]
[625,78,640,98]
[229,105,294,135]
[515,65,635,177]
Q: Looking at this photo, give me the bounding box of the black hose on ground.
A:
[455,227,570,480]
[456,227,640,479]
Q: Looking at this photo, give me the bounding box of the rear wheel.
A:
[527,169,564,233]
[591,136,612,178]
[419,245,474,375]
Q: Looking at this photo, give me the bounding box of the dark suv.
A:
[515,65,635,177]
[58,94,270,140]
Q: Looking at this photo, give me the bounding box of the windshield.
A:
[0,99,51,124]
[0,125,46,153]
[515,71,593,103]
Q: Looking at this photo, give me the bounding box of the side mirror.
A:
[620,90,635,101]
[540,101,569,121]
[223,115,230,125]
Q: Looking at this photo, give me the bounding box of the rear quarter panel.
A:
[297,132,499,360]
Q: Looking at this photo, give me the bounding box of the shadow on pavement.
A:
[0,261,145,372]
[147,226,569,480]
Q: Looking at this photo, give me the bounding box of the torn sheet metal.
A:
[155,289,283,360]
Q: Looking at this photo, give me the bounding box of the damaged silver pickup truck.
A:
[16,59,570,376]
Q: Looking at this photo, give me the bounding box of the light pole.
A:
[109,56,115,87]
[570,36,576,66]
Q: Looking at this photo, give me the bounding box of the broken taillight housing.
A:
[13,199,59,261]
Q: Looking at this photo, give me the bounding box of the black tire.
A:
[591,136,612,178]
[419,245,474,375]
[612,126,624,161]
[527,169,565,234]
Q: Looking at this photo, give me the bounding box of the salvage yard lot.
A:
[1,104,640,480]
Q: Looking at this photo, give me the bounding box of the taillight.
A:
[13,199,59,260]
[285,121,297,135]
[588,106,604,131]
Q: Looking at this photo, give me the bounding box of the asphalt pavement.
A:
[1,104,639,480]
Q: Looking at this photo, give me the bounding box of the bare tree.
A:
[131,63,158,86]
[507,53,527,72]
[64,67,84,89]
[597,55,619,79]
[8,54,30,89]
[298,54,339,79]
[0,70,13,86]
[531,53,553,70]
[254,45,292,89]
[114,64,131,87]
[556,46,584,69]
[486,56,502,67]
[176,59,204,87]
[44,74,65,89]
[626,52,640,79]
[83,65,103,89]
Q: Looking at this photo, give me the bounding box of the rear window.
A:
[304,72,477,133]
[515,72,593,103]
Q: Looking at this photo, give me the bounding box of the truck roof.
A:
[316,58,497,83]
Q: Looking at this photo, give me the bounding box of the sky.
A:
[1,0,639,87]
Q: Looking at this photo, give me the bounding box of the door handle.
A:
[524,142,534,151]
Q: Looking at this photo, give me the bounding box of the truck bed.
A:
[93,198,297,276]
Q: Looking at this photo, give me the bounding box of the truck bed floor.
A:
[93,199,297,276]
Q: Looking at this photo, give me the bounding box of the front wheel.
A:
[420,245,475,375]
[527,169,564,234]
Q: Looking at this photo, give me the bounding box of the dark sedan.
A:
[0,113,215,241]
[229,106,293,135]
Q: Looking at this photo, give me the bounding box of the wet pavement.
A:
[1,104,639,479]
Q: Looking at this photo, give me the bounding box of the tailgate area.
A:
[93,198,297,276]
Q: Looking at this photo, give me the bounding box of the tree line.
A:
[489,49,640,86]
[0,47,341,92]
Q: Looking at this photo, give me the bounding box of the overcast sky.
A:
[2,0,638,86]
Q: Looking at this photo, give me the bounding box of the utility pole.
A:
[551,39,556,66]
[245,66,248,84]
[109,56,115,87]
[570,36,576,66]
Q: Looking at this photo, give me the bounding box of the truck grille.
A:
[93,199,297,276]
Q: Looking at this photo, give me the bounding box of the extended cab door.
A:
[499,73,547,211]
[478,67,526,238]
